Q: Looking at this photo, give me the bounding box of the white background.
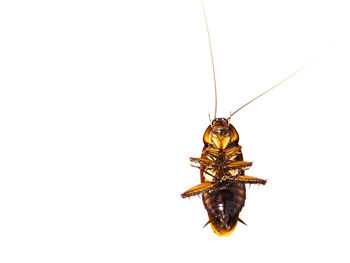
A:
[1,0,350,262]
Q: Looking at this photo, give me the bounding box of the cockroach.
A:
[181,0,310,237]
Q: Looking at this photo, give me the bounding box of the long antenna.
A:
[201,0,217,119]
[228,56,316,120]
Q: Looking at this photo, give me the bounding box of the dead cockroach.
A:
[181,0,310,237]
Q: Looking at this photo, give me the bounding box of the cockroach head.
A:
[204,117,239,147]
[211,118,229,135]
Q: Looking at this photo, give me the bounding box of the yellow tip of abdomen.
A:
[210,221,238,237]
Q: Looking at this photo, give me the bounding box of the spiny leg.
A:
[190,164,220,181]
[235,175,267,185]
[224,161,252,170]
[189,157,216,168]
[181,182,219,198]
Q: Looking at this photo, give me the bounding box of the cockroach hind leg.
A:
[181,182,216,198]
[238,217,247,226]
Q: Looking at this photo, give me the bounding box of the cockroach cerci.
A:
[181,0,310,237]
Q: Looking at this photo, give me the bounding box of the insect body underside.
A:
[181,118,266,236]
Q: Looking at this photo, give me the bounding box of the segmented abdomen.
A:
[200,144,247,236]
[202,183,246,236]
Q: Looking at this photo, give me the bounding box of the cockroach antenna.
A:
[227,45,330,122]
[227,60,312,121]
[201,0,217,119]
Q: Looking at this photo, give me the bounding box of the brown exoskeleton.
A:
[181,0,311,237]
[182,117,266,236]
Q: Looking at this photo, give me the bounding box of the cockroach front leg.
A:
[189,157,216,168]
